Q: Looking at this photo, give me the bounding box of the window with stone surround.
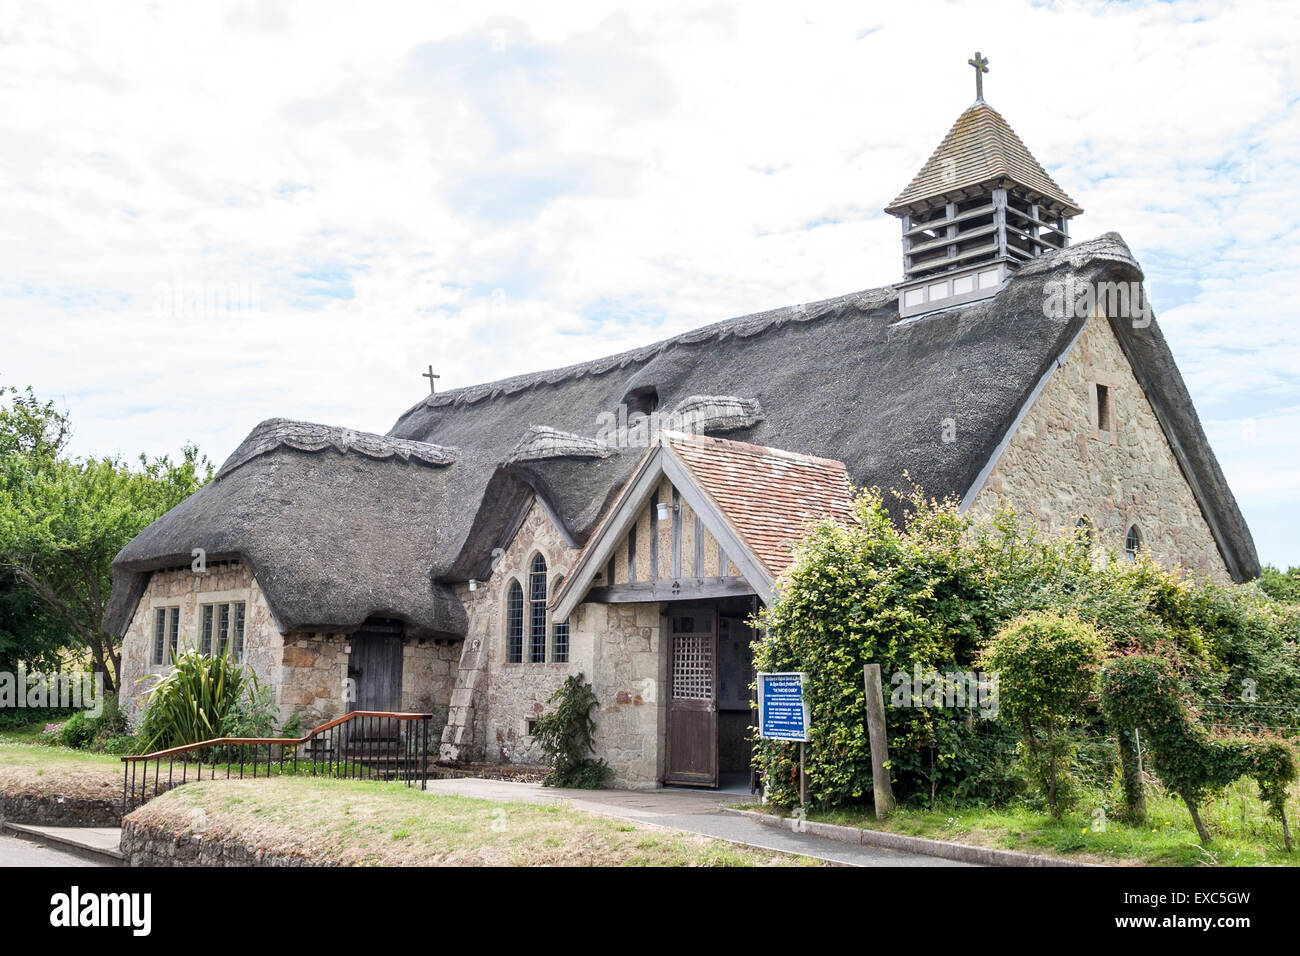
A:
[552,619,569,663]
[506,580,524,663]
[529,554,547,664]
[153,606,180,665]
[202,601,247,663]
[1125,524,1143,561]
[1095,383,1112,433]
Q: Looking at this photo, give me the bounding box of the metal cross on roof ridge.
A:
[968,50,989,101]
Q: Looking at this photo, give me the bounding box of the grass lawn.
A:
[0,734,124,801]
[128,776,823,866]
[740,777,1300,866]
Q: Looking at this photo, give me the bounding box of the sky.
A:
[1,0,1298,567]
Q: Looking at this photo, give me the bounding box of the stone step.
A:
[2,822,124,865]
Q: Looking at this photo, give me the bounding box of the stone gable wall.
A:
[969,313,1230,581]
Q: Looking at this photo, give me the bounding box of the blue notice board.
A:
[757,672,810,742]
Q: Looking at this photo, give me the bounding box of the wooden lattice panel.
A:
[673,634,713,701]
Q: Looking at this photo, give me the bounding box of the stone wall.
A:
[969,313,1231,581]
[583,601,666,789]
[443,498,583,767]
[120,820,317,867]
[0,792,122,828]
[444,497,672,788]
[117,562,282,725]
[402,639,460,741]
[278,631,350,729]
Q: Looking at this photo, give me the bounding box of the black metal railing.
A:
[121,711,432,817]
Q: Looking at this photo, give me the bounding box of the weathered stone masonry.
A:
[969,313,1230,581]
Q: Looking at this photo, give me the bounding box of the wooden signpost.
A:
[863,663,896,819]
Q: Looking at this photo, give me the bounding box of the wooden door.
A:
[348,623,404,713]
[665,610,718,787]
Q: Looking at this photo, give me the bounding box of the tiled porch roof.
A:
[664,431,855,578]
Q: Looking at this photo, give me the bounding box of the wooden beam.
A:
[903,201,995,238]
[649,488,659,580]
[585,578,757,604]
[903,241,999,276]
[671,488,682,579]
[905,223,996,258]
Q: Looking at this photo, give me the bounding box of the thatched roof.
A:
[108,232,1259,640]
[107,423,467,640]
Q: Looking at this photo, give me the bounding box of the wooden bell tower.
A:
[886,53,1083,318]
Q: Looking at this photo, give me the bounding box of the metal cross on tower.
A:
[968,51,989,100]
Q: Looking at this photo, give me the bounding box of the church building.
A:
[107,57,1257,789]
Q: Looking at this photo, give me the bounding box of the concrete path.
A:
[421,778,972,867]
[0,831,107,867]
[1,823,124,865]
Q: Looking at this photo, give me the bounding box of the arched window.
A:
[529,554,547,663]
[506,581,524,663]
[1124,525,1142,562]
[1075,516,1094,548]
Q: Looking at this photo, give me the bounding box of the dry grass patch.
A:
[0,739,123,801]
[130,776,822,866]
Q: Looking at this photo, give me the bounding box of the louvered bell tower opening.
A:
[886,52,1082,318]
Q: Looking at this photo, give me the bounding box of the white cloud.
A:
[2,0,1298,565]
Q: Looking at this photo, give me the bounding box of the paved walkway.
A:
[0,832,107,867]
[422,778,972,866]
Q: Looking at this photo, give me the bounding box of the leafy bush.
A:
[752,485,1300,811]
[533,674,610,789]
[1099,654,1297,848]
[978,612,1106,816]
[753,489,994,808]
[135,649,271,753]
[56,710,95,749]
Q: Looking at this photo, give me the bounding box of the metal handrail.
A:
[121,711,433,818]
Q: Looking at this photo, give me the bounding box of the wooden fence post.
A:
[863,664,896,819]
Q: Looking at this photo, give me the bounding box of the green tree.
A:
[0,381,74,671]
[1259,565,1300,604]
[0,379,211,691]
[978,612,1106,816]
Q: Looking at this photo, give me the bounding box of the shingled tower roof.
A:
[886,99,1082,216]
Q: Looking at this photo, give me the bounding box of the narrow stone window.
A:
[552,619,570,664]
[506,581,524,664]
[1075,515,1094,548]
[1096,384,1112,433]
[529,554,547,663]
[1124,524,1142,561]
